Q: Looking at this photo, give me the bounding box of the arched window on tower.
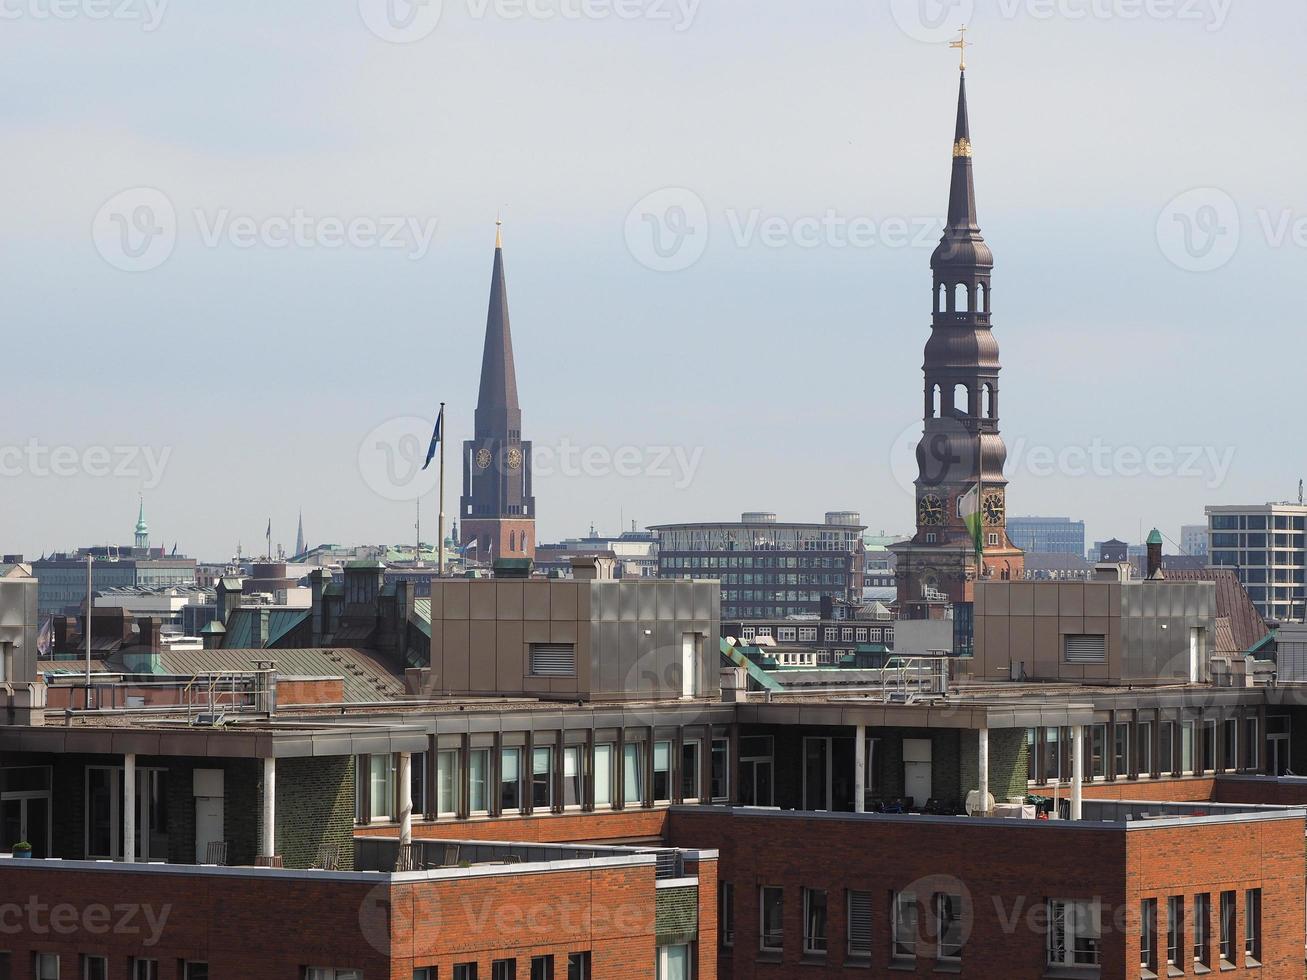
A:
[978,282,989,313]
[508,531,516,553]
[932,384,942,418]
[935,283,945,314]
[952,383,969,417]
[954,283,969,313]
[982,383,994,419]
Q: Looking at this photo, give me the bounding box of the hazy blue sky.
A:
[1,0,1304,559]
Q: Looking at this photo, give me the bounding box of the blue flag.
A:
[422,406,444,471]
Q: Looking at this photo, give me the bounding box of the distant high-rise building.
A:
[1206,502,1307,622]
[1006,516,1086,557]
[460,222,536,562]
[1180,523,1208,558]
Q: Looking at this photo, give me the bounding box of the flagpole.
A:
[976,425,984,577]
[438,402,446,577]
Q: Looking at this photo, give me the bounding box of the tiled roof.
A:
[155,647,405,703]
[1156,568,1269,653]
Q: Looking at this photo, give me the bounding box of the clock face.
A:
[506,447,523,470]
[475,448,493,470]
[982,491,1005,527]
[918,493,945,527]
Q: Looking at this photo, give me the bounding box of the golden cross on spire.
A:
[949,25,970,71]
[495,210,503,248]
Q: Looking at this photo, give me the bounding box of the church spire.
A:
[475,218,520,432]
[946,69,979,234]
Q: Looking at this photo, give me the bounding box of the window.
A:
[710,738,729,801]
[81,959,107,980]
[1166,896,1184,968]
[623,742,644,806]
[1180,723,1195,774]
[414,970,436,980]
[529,643,576,677]
[306,972,362,980]
[132,962,159,980]
[369,754,395,821]
[655,945,689,980]
[454,966,477,980]
[437,750,459,816]
[847,890,872,959]
[529,957,553,980]
[1047,899,1100,966]
[469,749,489,813]
[892,891,917,959]
[1193,893,1210,967]
[798,627,817,642]
[34,956,58,980]
[719,881,735,946]
[1137,723,1154,775]
[562,746,582,808]
[594,744,614,808]
[1141,899,1158,975]
[803,888,828,954]
[491,960,516,980]
[1219,891,1235,966]
[500,747,523,813]
[1244,889,1260,964]
[566,952,590,980]
[937,893,963,961]
[681,741,701,801]
[1064,634,1106,664]
[183,965,209,980]
[1114,724,1131,777]
[1089,724,1107,779]
[760,886,784,952]
[531,747,553,809]
[1244,718,1259,770]
[653,741,672,803]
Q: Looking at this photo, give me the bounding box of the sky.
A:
[0,0,1304,560]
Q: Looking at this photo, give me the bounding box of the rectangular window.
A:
[370,754,395,821]
[529,957,553,980]
[1089,724,1107,779]
[711,738,729,801]
[565,953,589,980]
[500,747,523,813]
[1064,634,1106,664]
[1219,891,1235,965]
[760,886,784,952]
[655,944,689,980]
[653,741,672,803]
[937,893,963,961]
[453,966,477,980]
[1140,899,1158,974]
[623,742,644,806]
[34,954,58,980]
[1159,722,1175,775]
[847,890,872,959]
[1244,888,1261,964]
[1048,900,1100,966]
[132,961,159,980]
[1180,723,1195,774]
[803,888,828,955]
[469,749,489,814]
[183,965,209,980]
[529,643,576,677]
[414,970,436,980]
[720,881,735,947]
[1193,893,1210,967]
[1222,720,1238,772]
[1167,896,1184,967]
[491,960,515,980]
[562,746,582,808]
[81,959,107,980]
[681,741,701,802]
[1114,723,1131,777]
[437,750,459,816]
[306,972,362,980]
[1244,718,1259,770]
[1137,723,1153,775]
[1202,720,1217,772]
[531,747,553,809]
[892,891,917,959]
[594,744,614,808]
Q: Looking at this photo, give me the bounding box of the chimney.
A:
[309,568,327,645]
[1146,528,1164,580]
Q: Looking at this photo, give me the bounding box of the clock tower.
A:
[890,58,1024,619]
[460,221,536,562]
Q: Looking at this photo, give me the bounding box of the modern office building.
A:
[1206,502,1307,622]
[1006,516,1087,557]
[31,554,198,618]
[1182,523,1210,558]
[652,513,866,620]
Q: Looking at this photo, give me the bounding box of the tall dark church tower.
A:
[461,222,536,561]
[891,61,1024,619]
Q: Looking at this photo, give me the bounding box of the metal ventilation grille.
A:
[848,891,872,956]
[1064,634,1107,664]
[529,643,576,677]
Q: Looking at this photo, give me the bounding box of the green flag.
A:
[959,483,984,560]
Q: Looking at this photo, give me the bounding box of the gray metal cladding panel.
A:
[592,581,619,623]
[619,582,641,622]
[657,581,676,620]
[637,583,659,621]
[675,581,694,620]
[655,619,676,662]
[594,620,622,693]
[621,620,644,692]
[694,583,715,621]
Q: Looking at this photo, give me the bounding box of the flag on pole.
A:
[959,483,984,560]
[422,406,444,471]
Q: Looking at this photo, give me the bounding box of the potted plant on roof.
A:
[11,841,32,859]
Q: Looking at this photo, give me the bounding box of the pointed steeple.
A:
[933,65,992,271]
[295,510,306,557]
[134,495,150,550]
[474,219,521,434]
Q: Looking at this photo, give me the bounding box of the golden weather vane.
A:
[949,25,970,71]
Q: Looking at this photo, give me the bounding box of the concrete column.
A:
[123,753,136,863]
[1071,725,1084,821]
[854,724,866,813]
[261,757,276,858]
[398,752,413,846]
[977,729,989,816]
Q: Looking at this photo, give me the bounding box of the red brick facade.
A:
[355,809,669,844]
